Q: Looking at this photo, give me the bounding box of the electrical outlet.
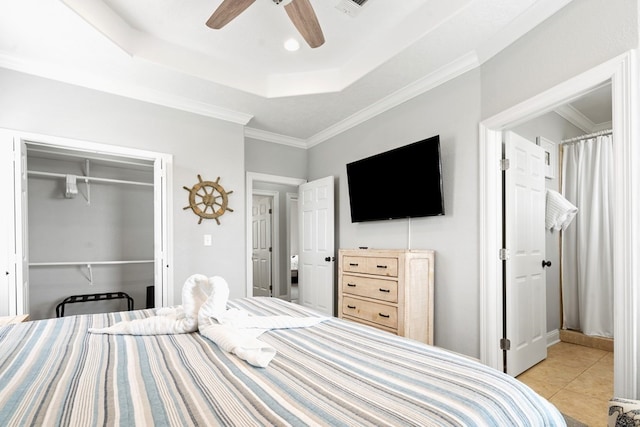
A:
[203,234,212,246]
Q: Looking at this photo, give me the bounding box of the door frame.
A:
[479,50,639,397]
[2,128,173,314]
[286,192,299,295]
[245,172,306,298]
[252,190,277,297]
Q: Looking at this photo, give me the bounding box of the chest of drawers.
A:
[338,249,434,344]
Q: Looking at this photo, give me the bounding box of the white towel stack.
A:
[545,189,578,232]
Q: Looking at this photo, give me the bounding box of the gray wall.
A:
[481,0,638,120]
[245,138,307,179]
[27,155,154,320]
[0,68,247,302]
[510,111,585,335]
[308,70,482,356]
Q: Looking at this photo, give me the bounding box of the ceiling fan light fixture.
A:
[284,38,300,51]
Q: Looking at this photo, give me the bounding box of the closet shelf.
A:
[29,260,154,286]
[29,260,154,267]
[27,170,153,187]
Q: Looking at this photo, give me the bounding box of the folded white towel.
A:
[198,277,327,367]
[545,189,578,232]
[89,274,210,335]
[199,322,277,368]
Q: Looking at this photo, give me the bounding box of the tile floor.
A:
[517,342,613,426]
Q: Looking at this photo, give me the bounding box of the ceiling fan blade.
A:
[206,0,256,29]
[284,0,325,48]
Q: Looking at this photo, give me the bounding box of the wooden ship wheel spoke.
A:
[183,175,234,224]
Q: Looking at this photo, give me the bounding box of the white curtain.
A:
[561,134,614,338]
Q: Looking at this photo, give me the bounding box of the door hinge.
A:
[499,248,510,261]
[500,158,510,171]
[269,247,272,252]
[500,338,511,351]
[269,208,272,214]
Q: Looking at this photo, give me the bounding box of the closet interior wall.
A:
[27,147,154,320]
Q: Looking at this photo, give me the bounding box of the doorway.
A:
[506,82,613,348]
[501,83,613,377]
[479,52,639,397]
[287,193,299,303]
[245,173,305,299]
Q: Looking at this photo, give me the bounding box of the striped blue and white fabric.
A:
[0,298,565,426]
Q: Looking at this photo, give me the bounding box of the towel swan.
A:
[90,274,327,367]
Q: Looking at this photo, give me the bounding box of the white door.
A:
[504,131,547,376]
[0,132,15,315]
[252,196,272,297]
[14,139,29,315]
[298,176,335,315]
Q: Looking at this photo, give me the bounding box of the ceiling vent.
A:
[335,0,369,17]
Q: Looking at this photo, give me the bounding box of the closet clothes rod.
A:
[27,170,153,187]
[29,260,154,267]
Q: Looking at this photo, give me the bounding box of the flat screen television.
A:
[346,135,444,222]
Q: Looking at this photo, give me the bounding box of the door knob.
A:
[324,256,335,262]
[542,260,552,268]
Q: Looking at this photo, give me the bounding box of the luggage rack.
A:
[56,292,134,318]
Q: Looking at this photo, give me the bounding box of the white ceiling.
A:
[0,0,579,147]
[558,83,612,133]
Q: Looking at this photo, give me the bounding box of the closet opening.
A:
[3,131,172,320]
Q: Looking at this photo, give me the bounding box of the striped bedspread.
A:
[0,297,565,426]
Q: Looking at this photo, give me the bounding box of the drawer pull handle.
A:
[347,305,356,309]
[376,265,388,269]
[349,263,359,267]
[379,288,390,293]
[378,313,390,318]
[347,283,356,287]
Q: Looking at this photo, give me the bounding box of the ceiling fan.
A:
[206,0,325,48]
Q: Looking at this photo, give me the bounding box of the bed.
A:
[0,297,565,426]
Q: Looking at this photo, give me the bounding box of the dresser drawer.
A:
[342,256,398,277]
[342,274,398,303]
[342,296,398,329]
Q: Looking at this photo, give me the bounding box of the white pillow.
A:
[608,397,640,427]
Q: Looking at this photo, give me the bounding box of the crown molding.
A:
[554,103,598,133]
[305,52,480,148]
[244,127,307,149]
[0,53,253,125]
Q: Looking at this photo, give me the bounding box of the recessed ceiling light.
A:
[284,38,300,52]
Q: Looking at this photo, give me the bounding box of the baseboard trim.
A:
[547,329,560,347]
[559,329,614,352]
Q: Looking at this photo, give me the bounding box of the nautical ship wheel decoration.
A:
[183,175,233,224]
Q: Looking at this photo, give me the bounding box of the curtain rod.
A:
[561,129,612,144]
